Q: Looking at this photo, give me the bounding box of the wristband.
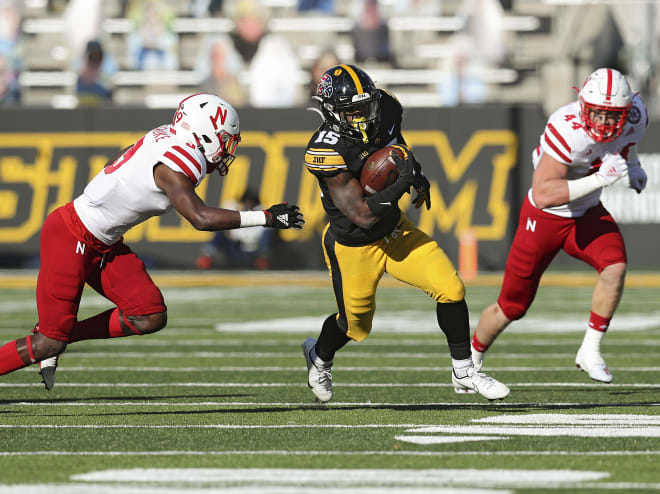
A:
[567,174,605,202]
[366,180,410,218]
[239,210,267,227]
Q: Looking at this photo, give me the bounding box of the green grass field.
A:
[1,271,660,493]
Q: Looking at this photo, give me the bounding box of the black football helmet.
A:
[313,64,381,143]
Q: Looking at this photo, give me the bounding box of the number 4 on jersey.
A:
[564,114,583,130]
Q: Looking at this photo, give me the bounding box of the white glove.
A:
[628,164,648,194]
[596,153,628,187]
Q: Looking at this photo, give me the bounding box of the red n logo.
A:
[210,106,227,130]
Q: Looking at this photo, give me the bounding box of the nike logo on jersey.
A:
[379,202,392,206]
[277,214,289,226]
[388,124,396,135]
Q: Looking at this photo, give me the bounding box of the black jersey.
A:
[304,90,406,246]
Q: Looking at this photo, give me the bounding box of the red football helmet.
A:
[578,68,632,143]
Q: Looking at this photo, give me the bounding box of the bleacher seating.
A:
[14,0,561,108]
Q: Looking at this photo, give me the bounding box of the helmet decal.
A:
[333,68,342,76]
[318,74,333,98]
[627,104,641,124]
[340,64,363,94]
[210,106,228,130]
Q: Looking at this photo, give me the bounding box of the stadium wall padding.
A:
[0,106,657,270]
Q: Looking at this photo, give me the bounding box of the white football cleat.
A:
[302,337,333,403]
[452,362,510,400]
[576,346,613,383]
[39,355,59,391]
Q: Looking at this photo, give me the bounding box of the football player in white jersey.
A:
[0,93,304,389]
[470,68,648,385]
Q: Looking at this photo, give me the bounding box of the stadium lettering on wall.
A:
[0,129,517,244]
[0,108,656,269]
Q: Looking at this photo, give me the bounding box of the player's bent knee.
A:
[497,298,528,321]
[132,311,167,335]
[434,275,466,304]
[31,332,67,360]
[347,321,371,342]
[600,261,627,280]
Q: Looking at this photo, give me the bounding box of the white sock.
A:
[310,345,332,367]
[452,357,473,378]
[581,327,606,353]
[471,344,484,366]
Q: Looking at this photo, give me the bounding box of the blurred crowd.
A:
[1,0,658,117]
[0,0,523,108]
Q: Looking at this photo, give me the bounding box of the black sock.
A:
[315,313,351,362]
[436,300,471,360]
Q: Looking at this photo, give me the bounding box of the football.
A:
[360,145,403,195]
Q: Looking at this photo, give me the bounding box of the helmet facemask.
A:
[324,94,380,143]
[577,68,633,143]
[202,130,241,176]
[579,99,630,143]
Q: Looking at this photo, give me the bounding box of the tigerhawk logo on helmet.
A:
[313,64,381,144]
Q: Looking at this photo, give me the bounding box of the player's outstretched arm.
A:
[263,203,304,229]
[155,163,240,230]
[154,164,304,231]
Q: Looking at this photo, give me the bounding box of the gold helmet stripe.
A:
[340,64,363,94]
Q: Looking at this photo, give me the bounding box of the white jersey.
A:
[74,125,208,245]
[529,94,648,218]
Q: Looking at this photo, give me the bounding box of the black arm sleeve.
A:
[365,179,410,218]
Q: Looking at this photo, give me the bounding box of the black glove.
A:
[265,203,304,229]
[391,147,426,190]
[391,148,431,210]
[412,172,431,210]
[391,146,415,188]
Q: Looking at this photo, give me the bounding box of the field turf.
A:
[0,270,659,493]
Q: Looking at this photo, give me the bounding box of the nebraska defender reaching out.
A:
[0,93,304,389]
[472,68,648,384]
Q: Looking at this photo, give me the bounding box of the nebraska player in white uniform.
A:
[0,93,304,390]
[470,68,649,385]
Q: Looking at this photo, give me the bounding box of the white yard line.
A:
[15,365,660,372]
[1,450,660,456]
[2,382,660,388]
[0,424,435,429]
[4,351,653,359]
[403,425,660,438]
[0,401,592,407]
[0,486,504,494]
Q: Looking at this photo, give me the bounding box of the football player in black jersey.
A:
[301,64,510,402]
